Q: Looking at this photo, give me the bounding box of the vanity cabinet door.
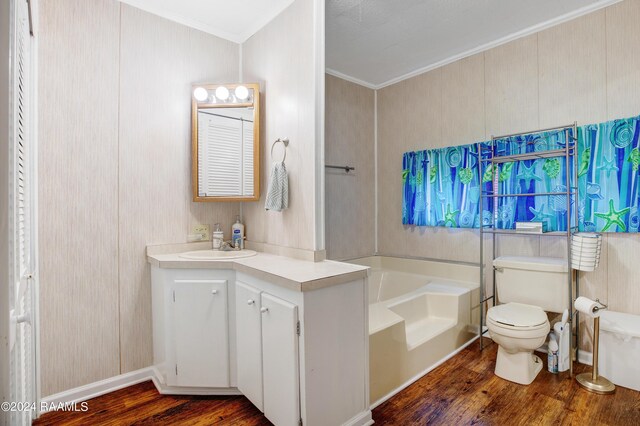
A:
[235,281,263,411]
[261,293,299,426]
[169,279,229,387]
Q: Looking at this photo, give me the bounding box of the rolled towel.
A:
[265,161,289,211]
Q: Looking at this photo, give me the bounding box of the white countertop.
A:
[147,250,369,292]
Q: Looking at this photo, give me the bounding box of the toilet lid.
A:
[487,303,547,327]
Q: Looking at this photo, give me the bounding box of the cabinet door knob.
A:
[260,307,269,314]
[247,299,255,305]
[211,289,218,295]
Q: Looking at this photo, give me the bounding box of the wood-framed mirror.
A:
[191,82,260,202]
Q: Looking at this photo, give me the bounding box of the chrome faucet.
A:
[220,240,242,251]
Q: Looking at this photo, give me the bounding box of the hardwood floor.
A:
[372,338,640,425]
[34,339,640,425]
[33,383,270,426]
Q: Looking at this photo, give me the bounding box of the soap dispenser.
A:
[212,223,224,250]
[231,215,245,249]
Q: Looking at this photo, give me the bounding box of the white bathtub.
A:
[348,256,480,406]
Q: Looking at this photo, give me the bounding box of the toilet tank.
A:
[493,256,568,313]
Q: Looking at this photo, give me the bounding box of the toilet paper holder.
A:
[575,297,615,394]
[592,299,607,313]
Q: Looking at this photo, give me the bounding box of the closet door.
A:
[235,281,263,411]
[7,0,38,423]
[261,293,300,426]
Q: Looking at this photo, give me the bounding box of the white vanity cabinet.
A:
[151,267,237,394]
[232,270,371,426]
[170,279,228,387]
[235,282,264,409]
[261,293,300,426]
[236,281,300,426]
[149,254,372,426]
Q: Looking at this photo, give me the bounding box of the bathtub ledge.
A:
[369,303,404,335]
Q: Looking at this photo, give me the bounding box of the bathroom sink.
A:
[179,249,257,260]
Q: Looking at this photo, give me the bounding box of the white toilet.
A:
[487,256,568,385]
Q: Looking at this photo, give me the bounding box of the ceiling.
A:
[326,0,620,88]
[119,0,619,88]
[118,0,294,43]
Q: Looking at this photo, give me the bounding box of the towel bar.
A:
[271,138,289,162]
[325,165,355,173]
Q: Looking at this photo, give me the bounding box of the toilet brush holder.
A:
[576,300,615,394]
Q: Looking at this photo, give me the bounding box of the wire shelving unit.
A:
[477,122,579,377]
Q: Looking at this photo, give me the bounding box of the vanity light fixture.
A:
[235,85,249,100]
[215,86,230,101]
[193,84,251,105]
[193,86,208,102]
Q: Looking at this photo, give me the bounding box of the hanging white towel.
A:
[265,161,289,211]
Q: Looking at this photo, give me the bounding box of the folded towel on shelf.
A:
[265,161,289,211]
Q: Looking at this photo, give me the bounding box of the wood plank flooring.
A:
[33,383,270,426]
[34,339,640,425]
[372,338,640,425]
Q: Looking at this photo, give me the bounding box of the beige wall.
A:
[325,74,375,260]
[38,0,239,396]
[241,0,319,252]
[377,1,640,350]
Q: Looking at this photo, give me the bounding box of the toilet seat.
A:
[487,302,549,339]
[488,302,547,327]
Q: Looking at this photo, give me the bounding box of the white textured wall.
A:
[325,74,375,260]
[38,0,239,396]
[117,3,239,375]
[38,0,121,398]
[376,0,640,350]
[241,0,319,252]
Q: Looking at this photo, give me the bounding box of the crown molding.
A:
[325,68,377,90]
[328,0,622,90]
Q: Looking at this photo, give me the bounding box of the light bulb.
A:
[235,85,249,100]
[193,87,208,102]
[215,86,230,101]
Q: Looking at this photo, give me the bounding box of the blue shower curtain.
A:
[402,114,640,233]
[578,116,640,232]
[403,145,481,228]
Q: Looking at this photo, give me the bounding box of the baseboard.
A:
[40,367,155,413]
[578,350,593,366]
[342,409,373,426]
[39,366,246,415]
[151,369,242,396]
[370,336,479,409]
[535,346,593,367]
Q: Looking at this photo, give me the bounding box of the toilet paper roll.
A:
[574,296,601,318]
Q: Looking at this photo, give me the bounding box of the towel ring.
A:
[270,138,289,162]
